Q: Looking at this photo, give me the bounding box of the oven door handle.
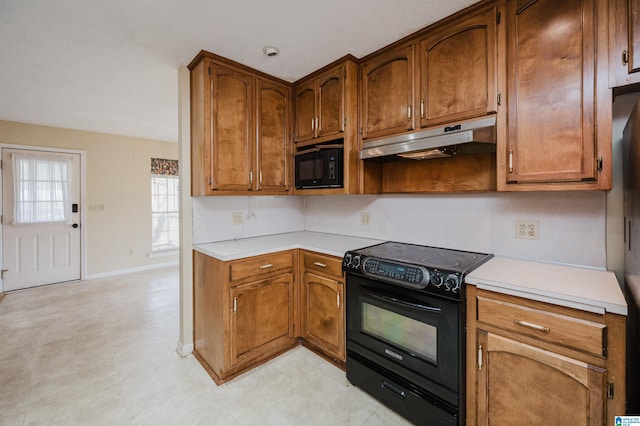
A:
[363,288,442,313]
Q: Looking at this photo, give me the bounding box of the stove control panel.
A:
[343,251,465,297]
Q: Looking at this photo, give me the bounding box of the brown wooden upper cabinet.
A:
[360,43,416,140]
[418,6,498,128]
[502,0,610,189]
[293,64,346,144]
[256,78,291,192]
[189,52,291,196]
[610,0,640,88]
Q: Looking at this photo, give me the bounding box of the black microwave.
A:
[295,146,343,189]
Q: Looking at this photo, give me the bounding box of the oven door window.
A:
[362,302,437,363]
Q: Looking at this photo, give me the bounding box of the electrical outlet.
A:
[360,212,371,226]
[232,212,244,225]
[515,220,539,240]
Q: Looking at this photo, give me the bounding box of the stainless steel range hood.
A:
[360,115,496,160]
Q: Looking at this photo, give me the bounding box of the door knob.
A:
[72,223,79,228]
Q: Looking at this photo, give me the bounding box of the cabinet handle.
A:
[515,319,550,333]
[623,50,629,66]
[337,292,340,308]
[420,100,424,118]
[313,262,327,268]
[249,170,253,184]
[259,170,263,185]
[259,263,274,269]
[508,150,513,173]
[407,104,412,121]
[233,296,237,314]
[316,117,319,132]
[478,344,483,371]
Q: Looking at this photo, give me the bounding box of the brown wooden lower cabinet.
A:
[466,286,626,425]
[300,250,345,364]
[193,248,347,383]
[193,250,298,384]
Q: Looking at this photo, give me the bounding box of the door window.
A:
[12,153,72,225]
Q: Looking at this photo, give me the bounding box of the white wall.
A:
[303,192,607,268]
[192,195,304,244]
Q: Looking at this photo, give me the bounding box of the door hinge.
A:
[496,10,501,24]
[596,157,603,172]
[607,382,614,400]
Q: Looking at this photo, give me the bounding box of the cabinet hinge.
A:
[0,160,3,169]
[344,69,347,79]
[497,93,502,106]
[596,156,603,172]
[343,118,347,127]
[623,50,630,66]
[208,65,212,76]
[607,382,614,400]
[496,10,501,24]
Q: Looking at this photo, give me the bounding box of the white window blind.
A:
[12,153,72,225]
[151,175,179,253]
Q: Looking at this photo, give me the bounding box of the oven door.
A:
[346,273,460,393]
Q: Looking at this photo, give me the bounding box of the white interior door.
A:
[2,148,81,291]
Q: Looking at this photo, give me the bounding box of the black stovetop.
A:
[353,241,493,274]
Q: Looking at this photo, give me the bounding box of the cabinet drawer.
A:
[477,296,607,357]
[303,251,343,278]
[229,252,294,282]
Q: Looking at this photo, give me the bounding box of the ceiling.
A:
[0,0,477,143]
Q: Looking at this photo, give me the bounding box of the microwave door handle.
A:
[295,147,320,156]
[362,288,442,313]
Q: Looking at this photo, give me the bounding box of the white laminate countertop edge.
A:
[466,257,628,316]
[193,231,385,261]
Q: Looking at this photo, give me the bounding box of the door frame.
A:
[0,143,87,292]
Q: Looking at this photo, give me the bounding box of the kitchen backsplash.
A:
[192,191,607,269]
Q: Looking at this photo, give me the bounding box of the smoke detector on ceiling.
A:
[263,46,280,57]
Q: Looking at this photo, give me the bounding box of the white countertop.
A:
[193,231,384,261]
[466,257,628,316]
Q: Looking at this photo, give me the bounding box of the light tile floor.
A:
[0,266,412,426]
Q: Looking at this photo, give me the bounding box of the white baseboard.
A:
[176,340,194,357]
[84,260,179,280]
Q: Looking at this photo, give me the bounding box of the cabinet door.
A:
[505,0,597,184]
[419,7,497,128]
[360,44,415,140]
[610,0,640,87]
[316,66,345,139]
[211,63,254,191]
[256,78,290,192]
[229,273,294,366]
[301,272,344,361]
[293,80,316,143]
[476,331,605,425]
